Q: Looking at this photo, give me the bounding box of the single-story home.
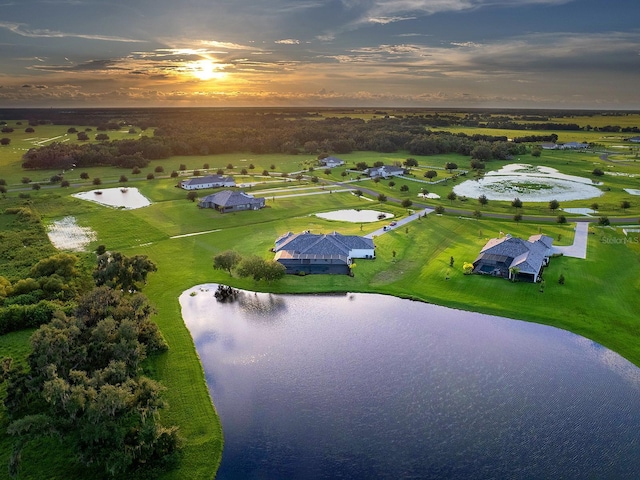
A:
[198,190,265,213]
[365,165,406,178]
[472,234,554,282]
[628,136,640,143]
[274,231,375,275]
[559,142,589,150]
[179,174,235,190]
[318,156,345,168]
[540,143,558,150]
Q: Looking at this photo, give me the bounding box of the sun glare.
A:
[188,59,227,81]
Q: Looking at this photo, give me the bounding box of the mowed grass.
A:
[1,120,640,478]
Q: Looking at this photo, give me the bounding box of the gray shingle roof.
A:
[275,231,374,257]
[200,190,261,207]
[181,174,234,186]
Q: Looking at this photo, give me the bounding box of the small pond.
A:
[180,286,640,479]
[72,187,151,209]
[315,209,393,222]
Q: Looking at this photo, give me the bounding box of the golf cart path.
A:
[552,222,589,259]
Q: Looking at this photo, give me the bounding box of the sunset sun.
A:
[188,59,227,81]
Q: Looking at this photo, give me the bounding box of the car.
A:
[389,221,397,226]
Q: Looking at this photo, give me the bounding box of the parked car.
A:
[390,221,397,226]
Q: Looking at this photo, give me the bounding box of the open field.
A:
[2,115,640,479]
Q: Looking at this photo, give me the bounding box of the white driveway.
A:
[364,208,434,239]
[552,222,589,259]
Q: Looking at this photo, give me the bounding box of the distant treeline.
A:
[20,111,534,170]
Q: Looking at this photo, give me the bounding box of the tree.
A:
[400,184,409,192]
[5,286,176,477]
[531,146,542,157]
[558,273,565,285]
[237,256,267,282]
[557,215,567,224]
[0,137,10,146]
[186,191,198,202]
[93,177,102,185]
[324,168,331,175]
[0,178,5,185]
[93,252,157,292]
[598,216,610,226]
[270,164,276,170]
[147,173,155,180]
[424,170,437,179]
[262,170,270,176]
[353,189,362,197]
[227,163,234,170]
[32,183,41,190]
[434,205,445,214]
[621,200,631,211]
[77,131,89,141]
[249,163,255,170]
[95,133,109,141]
[388,180,396,188]
[311,176,319,183]
[478,195,488,207]
[473,209,482,219]
[590,202,599,212]
[262,260,286,283]
[401,199,413,208]
[592,168,604,176]
[241,168,248,175]
[213,250,242,276]
[445,162,458,173]
[513,213,523,223]
[21,177,31,184]
[170,170,179,178]
[132,166,141,174]
[203,163,210,169]
[154,165,164,173]
[60,180,70,187]
[179,164,187,170]
[377,193,387,202]
[512,197,523,211]
[447,191,457,204]
[404,158,418,168]
[548,199,560,212]
[67,127,77,134]
[119,175,128,183]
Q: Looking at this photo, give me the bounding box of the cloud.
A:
[275,39,301,45]
[0,21,146,43]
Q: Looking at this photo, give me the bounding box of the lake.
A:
[180,285,640,479]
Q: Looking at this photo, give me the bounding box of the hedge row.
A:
[0,301,74,335]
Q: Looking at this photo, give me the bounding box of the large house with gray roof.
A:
[365,165,406,178]
[274,231,375,275]
[198,190,265,213]
[179,174,235,190]
[473,234,554,282]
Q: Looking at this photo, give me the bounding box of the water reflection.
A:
[180,285,640,480]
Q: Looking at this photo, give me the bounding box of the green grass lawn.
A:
[2,123,640,479]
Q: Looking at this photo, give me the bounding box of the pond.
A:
[180,286,640,479]
[71,187,151,209]
[453,163,604,202]
[315,209,393,222]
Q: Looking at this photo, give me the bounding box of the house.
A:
[198,190,265,213]
[540,143,558,150]
[179,174,235,190]
[472,234,554,282]
[628,136,640,143]
[365,165,406,178]
[274,231,375,275]
[559,142,589,150]
[318,156,345,168]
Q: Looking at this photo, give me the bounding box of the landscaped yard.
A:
[2,115,640,480]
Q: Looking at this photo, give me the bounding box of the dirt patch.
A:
[47,216,97,252]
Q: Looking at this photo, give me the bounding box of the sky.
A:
[0,0,639,109]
